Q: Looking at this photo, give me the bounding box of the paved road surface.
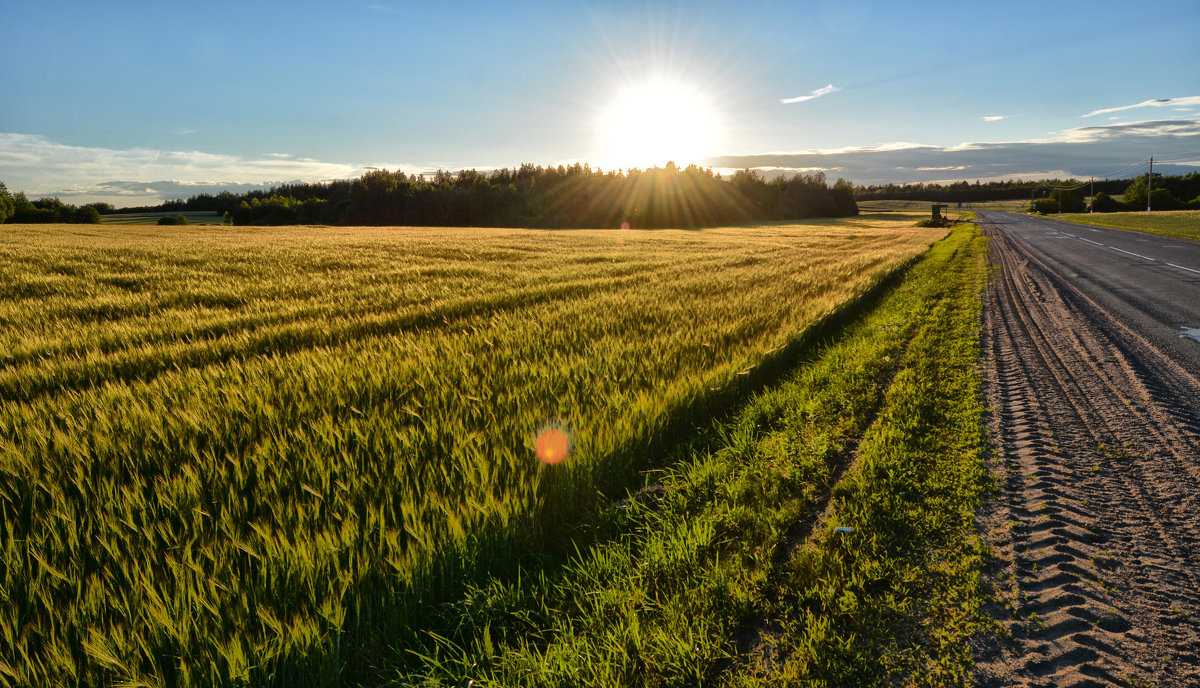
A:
[977,210,1200,375]
[974,211,1200,687]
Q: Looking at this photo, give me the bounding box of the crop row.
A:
[0,219,943,686]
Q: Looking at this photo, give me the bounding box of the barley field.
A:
[0,218,943,686]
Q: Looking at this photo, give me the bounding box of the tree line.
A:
[94,163,859,228]
[0,182,103,224]
[856,172,1200,213]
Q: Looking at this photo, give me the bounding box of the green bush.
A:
[1058,190,1086,213]
[75,206,102,224]
[157,215,189,225]
[1149,188,1185,211]
[1089,192,1122,213]
[1032,198,1059,214]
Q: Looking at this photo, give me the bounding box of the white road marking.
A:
[1078,237,1104,246]
[1182,327,1200,344]
[1167,262,1200,275]
[1107,246,1155,261]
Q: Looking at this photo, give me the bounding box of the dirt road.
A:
[974,212,1200,687]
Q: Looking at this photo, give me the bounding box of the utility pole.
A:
[1090,177,1094,213]
[1147,156,1153,215]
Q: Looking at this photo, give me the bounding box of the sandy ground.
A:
[973,222,1200,686]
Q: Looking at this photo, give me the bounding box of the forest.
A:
[88,163,859,228]
[7,170,1200,227]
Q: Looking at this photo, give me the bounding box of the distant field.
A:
[857,198,1013,216]
[1052,210,1200,243]
[101,210,225,225]
[0,218,947,686]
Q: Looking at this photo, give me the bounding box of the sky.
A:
[2,0,1199,206]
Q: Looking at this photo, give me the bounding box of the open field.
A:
[857,198,1030,213]
[100,210,226,225]
[1051,209,1200,243]
[0,217,960,686]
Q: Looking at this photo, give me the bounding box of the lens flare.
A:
[534,422,572,465]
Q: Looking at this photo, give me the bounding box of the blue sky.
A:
[3,0,1199,205]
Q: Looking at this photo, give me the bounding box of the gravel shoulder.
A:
[974,217,1200,686]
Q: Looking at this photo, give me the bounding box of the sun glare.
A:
[598,78,719,170]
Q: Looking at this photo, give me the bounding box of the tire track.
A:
[975,221,1200,687]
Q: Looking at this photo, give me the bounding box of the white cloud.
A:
[705,118,1200,185]
[780,83,840,104]
[983,116,1005,122]
[1081,96,1200,118]
[0,133,428,204]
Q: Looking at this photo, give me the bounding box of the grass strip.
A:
[396,224,991,686]
[1050,210,1200,243]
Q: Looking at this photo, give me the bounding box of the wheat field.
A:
[0,218,942,686]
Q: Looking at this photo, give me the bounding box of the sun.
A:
[597,77,719,170]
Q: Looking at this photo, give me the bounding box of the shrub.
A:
[1058,191,1086,213]
[157,215,189,225]
[1032,198,1059,214]
[1089,192,1122,213]
[75,206,102,224]
[1149,188,1184,211]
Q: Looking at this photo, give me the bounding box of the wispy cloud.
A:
[780,83,840,104]
[1081,96,1200,118]
[982,115,1005,122]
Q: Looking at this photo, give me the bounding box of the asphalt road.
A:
[977,210,1200,377]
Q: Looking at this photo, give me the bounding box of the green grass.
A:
[0,219,952,687]
[390,224,992,686]
[1051,209,1200,243]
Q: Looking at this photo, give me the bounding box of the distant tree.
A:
[157,215,189,225]
[11,193,57,222]
[1089,192,1122,213]
[1032,198,1059,214]
[0,181,13,223]
[1149,187,1185,211]
[832,177,859,216]
[75,205,102,224]
[1120,174,1155,209]
[1057,188,1086,213]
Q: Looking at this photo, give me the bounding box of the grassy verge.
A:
[1050,210,1200,243]
[398,224,992,686]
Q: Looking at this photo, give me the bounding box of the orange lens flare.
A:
[534,427,571,465]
